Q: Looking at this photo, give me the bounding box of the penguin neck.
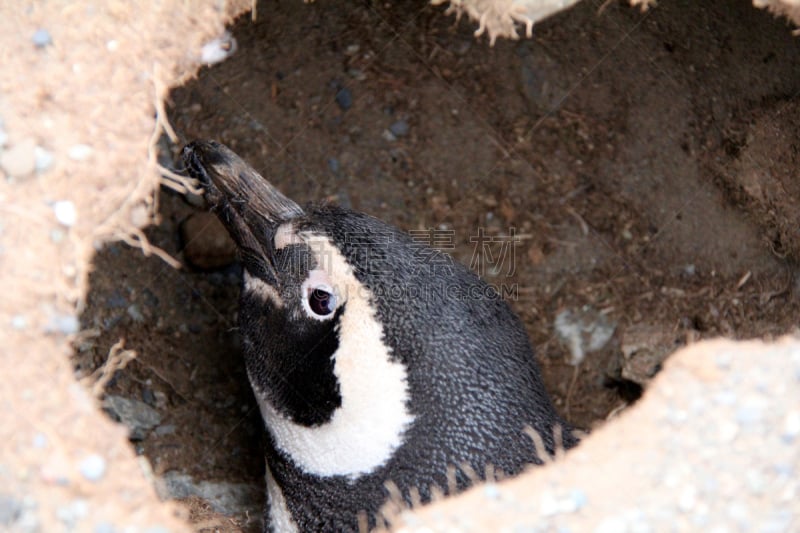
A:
[252,234,416,480]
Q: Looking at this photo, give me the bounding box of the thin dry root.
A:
[88,339,137,397]
[159,164,204,196]
[115,227,182,269]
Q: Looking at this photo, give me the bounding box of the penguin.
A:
[182,140,579,532]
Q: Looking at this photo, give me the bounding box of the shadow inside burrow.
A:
[74,186,266,532]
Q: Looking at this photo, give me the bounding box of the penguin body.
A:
[183,141,578,532]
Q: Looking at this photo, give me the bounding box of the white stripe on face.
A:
[252,233,415,479]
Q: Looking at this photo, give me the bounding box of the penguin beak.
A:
[182,140,305,281]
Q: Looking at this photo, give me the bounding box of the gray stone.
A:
[32,28,52,48]
[389,120,409,137]
[103,395,162,440]
[154,424,176,436]
[335,87,353,111]
[126,304,145,323]
[619,324,683,385]
[157,471,260,517]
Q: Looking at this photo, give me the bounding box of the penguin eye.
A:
[303,285,337,319]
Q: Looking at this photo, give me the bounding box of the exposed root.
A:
[114,226,182,269]
[90,62,184,285]
[87,339,137,397]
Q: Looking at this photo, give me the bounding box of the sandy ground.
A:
[1,0,799,532]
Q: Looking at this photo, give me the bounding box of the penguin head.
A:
[183,140,421,479]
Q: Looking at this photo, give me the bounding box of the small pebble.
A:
[53,200,77,226]
[781,411,800,442]
[736,404,764,426]
[155,424,176,436]
[327,157,340,173]
[335,87,353,111]
[79,455,106,482]
[381,129,397,142]
[201,31,237,64]
[34,146,54,172]
[153,390,168,409]
[389,120,409,137]
[142,387,156,407]
[44,314,79,335]
[32,28,52,48]
[32,433,48,449]
[483,484,500,500]
[570,489,588,510]
[10,315,27,330]
[68,144,93,161]
[348,68,366,81]
[0,138,37,178]
[127,304,145,323]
